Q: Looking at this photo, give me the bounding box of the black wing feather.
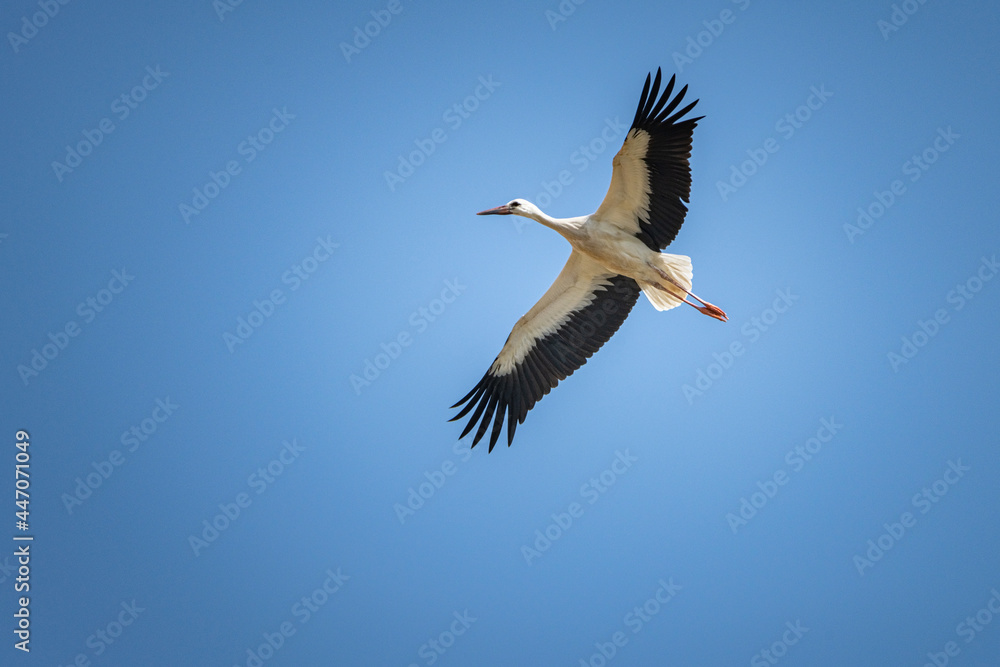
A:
[628,68,703,252]
[452,275,640,452]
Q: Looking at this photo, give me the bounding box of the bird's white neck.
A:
[523,208,584,242]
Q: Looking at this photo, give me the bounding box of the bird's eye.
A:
[510,201,520,207]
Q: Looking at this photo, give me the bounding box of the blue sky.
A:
[2,0,999,665]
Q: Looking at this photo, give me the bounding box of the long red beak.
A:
[476,205,512,216]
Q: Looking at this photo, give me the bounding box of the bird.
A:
[451,68,726,452]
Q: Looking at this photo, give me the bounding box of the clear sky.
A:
[2,0,999,665]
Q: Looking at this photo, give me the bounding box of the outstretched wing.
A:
[451,252,640,452]
[594,68,702,252]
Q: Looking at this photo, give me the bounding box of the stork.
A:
[451,68,726,452]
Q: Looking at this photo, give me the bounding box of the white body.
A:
[517,204,693,311]
[483,202,694,377]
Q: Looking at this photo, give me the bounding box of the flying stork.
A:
[451,68,726,452]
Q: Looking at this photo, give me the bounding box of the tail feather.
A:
[639,253,692,311]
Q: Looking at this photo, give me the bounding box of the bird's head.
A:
[476,199,538,218]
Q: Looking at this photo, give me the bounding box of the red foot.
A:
[697,303,728,322]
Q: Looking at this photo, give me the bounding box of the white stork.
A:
[451,68,726,452]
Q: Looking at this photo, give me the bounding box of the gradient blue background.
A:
[2,1,999,665]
